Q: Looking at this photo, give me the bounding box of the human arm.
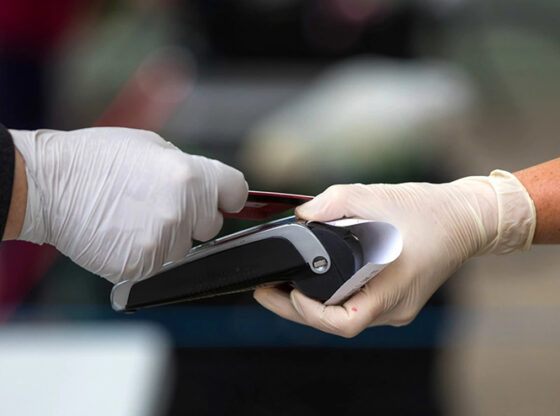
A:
[2,127,248,283]
[514,158,560,244]
[2,146,27,241]
[253,163,550,337]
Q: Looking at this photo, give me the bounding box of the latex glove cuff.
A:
[486,169,536,254]
[11,130,48,246]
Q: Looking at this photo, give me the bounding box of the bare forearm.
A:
[514,158,560,244]
[2,148,27,240]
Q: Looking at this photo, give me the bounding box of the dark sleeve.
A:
[0,124,15,239]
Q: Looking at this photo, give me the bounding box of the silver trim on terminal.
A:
[111,280,135,312]
[110,217,331,311]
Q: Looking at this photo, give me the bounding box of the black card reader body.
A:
[111,217,401,312]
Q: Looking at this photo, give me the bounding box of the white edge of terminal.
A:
[111,280,135,312]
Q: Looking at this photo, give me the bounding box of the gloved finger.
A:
[295,185,356,221]
[253,287,306,325]
[255,280,387,337]
[356,261,416,327]
[289,289,381,338]
[211,160,248,213]
[192,210,223,242]
[156,192,194,264]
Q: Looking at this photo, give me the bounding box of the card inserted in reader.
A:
[111,216,402,312]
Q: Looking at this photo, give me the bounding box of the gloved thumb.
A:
[296,185,349,221]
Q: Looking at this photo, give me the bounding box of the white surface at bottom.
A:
[0,323,171,416]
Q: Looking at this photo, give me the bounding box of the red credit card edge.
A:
[246,191,313,204]
[223,191,314,219]
[248,190,313,199]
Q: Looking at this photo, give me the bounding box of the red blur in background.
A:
[0,0,80,55]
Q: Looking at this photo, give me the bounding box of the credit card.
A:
[223,191,313,220]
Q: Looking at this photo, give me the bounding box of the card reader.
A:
[111,216,401,312]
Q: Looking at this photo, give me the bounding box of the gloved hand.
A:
[10,127,248,283]
[254,171,536,337]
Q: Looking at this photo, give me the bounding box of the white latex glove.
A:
[254,171,536,337]
[10,127,248,284]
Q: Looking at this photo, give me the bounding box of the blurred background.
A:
[1,0,560,414]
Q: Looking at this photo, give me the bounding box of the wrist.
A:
[2,147,27,240]
[446,176,500,258]
[486,170,536,253]
[453,170,536,256]
[513,158,560,244]
[9,129,48,245]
